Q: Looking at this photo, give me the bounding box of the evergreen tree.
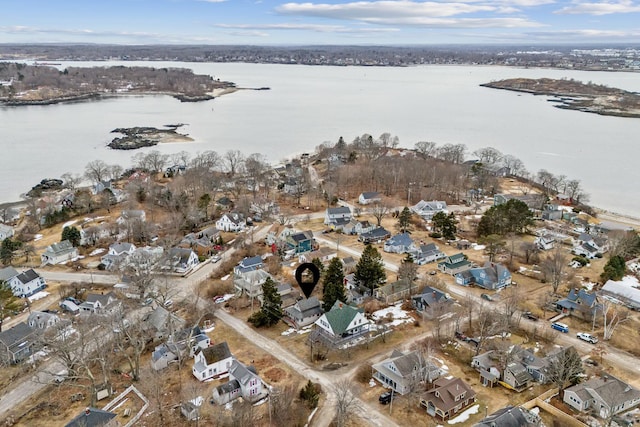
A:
[61,226,82,247]
[322,257,346,312]
[600,255,626,282]
[397,206,413,233]
[477,199,533,237]
[0,238,22,265]
[248,277,283,328]
[0,281,21,331]
[432,212,458,240]
[354,244,386,295]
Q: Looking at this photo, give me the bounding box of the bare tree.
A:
[601,299,629,341]
[84,160,110,184]
[370,201,390,226]
[474,305,499,355]
[414,141,437,157]
[111,314,149,381]
[61,172,83,191]
[224,149,245,177]
[269,385,301,426]
[472,147,503,165]
[332,379,360,427]
[520,241,539,264]
[546,346,584,397]
[501,286,521,329]
[540,247,569,295]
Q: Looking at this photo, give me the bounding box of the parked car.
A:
[65,296,81,305]
[214,296,226,304]
[211,255,222,263]
[164,299,174,308]
[522,311,539,321]
[577,332,598,344]
[455,331,470,342]
[480,293,493,302]
[379,391,392,405]
[551,322,569,333]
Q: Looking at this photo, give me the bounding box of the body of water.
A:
[1,61,639,216]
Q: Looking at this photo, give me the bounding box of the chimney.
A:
[85,407,91,416]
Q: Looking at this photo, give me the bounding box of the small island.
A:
[108,124,193,150]
[480,78,640,118]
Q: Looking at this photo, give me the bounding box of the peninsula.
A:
[480,78,640,118]
[0,63,235,106]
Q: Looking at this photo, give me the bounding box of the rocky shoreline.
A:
[481,78,640,118]
[108,125,193,150]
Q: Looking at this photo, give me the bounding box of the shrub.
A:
[300,380,321,409]
[429,232,442,239]
[355,364,373,384]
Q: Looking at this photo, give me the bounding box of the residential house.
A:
[27,311,61,330]
[411,200,447,221]
[93,180,113,195]
[101,242,137,271]
[0,223,14,240]
[267,282,299,308]
[563,374,640,419]
[80,223,112,246]
[438,253,472,275]
[0,322,36,364]
[6,268,47,298]
[79,292,120,315]
[234,255,264,275]
[358,192,381,205]
[493,194,544,210]
[179,233,214,258]
[455,262,512,290]
[534,233,556,251]
[286,230,315,254]
[299,247,337,264]
[143,306,185,341]
[573,233,609,259]
[192,341,234,381]
[503,362,534,392]
[0,266,19,284]
[416,243,445,264]
[170,326,211,358]
[215,212,246,232]
[383,233,417,254]
[211,359,267,405]
[473,405,542,427]
[375,280,414,304]
[180,400,201,422]
[282,177,302,195]
[541,204,563,221]
[341,256,357,273]
[234,269,275,299]
[419,377,477,421]
[343,219,376,236]
[197,226,220,243]
[117,209,146,224]
[359,227,391,244]
[284,297,324,329]
[65,407,119,427]
[164,247,199,275]
[372,349,440,395]
[412,287,454,319]
[324,206,352,230]
[151,343,180,371]
[216,197,234,210]
[41,240,79,265]
[311,301,370,348]
[556,288,600,320]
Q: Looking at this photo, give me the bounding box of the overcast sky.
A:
[2,0,640,45]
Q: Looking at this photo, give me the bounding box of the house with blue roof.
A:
[383,233,417,254]
[233,255,264,275]
[556,288,600,320]
[285,230,315,254]
[455,262,512,290]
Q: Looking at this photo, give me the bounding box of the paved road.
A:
[33,269,119,285]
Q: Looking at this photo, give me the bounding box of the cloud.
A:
[215,23,400,32]
[275,0,545,27]
[555,0,640,15]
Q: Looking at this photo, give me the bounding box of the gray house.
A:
[0,322,36,364]
[564,374,640,419]
[372,349,440,395]
[324,206,352,230]
[383,233,416,254]
[412,287,454,319]
[211,359,267,405]
[473,405,542,427]
[284,296,324,329]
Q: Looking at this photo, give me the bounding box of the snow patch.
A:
[89,248,105,256]
[447,404,479,424]
[473,244,486,250]
[371,304,414,327]
[221,274,230,281]
[28,291,50,302]
[62,220,78,228]
[33,234,43,241]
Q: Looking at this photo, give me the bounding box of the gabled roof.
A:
[238,255,263,269]
[144,306,184,332]
[326,206,351,216]
[217,379,240,394]
[420,243,438,253]
[229,359,259,385]
[474,405,541,427]
[110,242,135,254]
[85,292,116,306]
[201,341,232,365]
[0,322,34,350]
[360,192,380,200]
[566,374,640,409]
[65,407,117,427]
[414,287,450,306]
[386,233,413,247]
[422,377,476,413]
[361,227,391,239]
[323,301,363,335]
[297,296,323,315]
[46,240,75,255]
[0,266,19,282]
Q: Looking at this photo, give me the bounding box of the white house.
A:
[534,234,556,251]
[372,349,441,395]
[0,223,14,240]
[324,207,352,230]
[211,359,267,405]
[283,297,324,329]
[383,233,417,254]
[101,242,137,270]
[358,192,381,205]
[313,301,370,348]
[165,248,199,275]
[411,200,447,220]
[27,311,61,330]
[192,342,234,381]
[41,240,79,265]
[215,212,246,232]
[79,292,120,314]
[117,209,146,224]
[7,268,47,298]
[0,267,19,285]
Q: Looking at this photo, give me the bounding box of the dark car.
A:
[455,331,469,341]
[379,391,392,405]
[480,293,493,302]
[522,311,539,321]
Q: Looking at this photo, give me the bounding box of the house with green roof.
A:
[312,301,370,348]
[437,253,472,275]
